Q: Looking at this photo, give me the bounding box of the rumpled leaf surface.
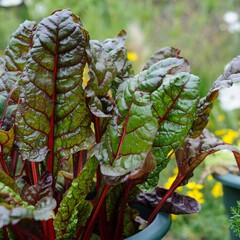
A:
[135,187,201,214]
[145,72,200,188]
[175,129,240,185]
[1,20,36,102]
[15,10,95,167]
[21,172,53,205]
[0,182,56,227]
[143,47,190,73]
[95,58,186,184]
[103,30,135,98]
[54,156,99,240]
[190,55,240,138]
[0,169,18,192]
[85,40,116,117]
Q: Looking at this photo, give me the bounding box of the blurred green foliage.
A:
[1,0,239,239]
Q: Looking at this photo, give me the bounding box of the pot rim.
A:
[125,209,171,240]
[213,172,240,189]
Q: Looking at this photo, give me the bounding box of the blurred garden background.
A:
[1,0,240,239]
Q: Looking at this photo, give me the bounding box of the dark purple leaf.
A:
[21,172,53,205]
[135,187,201,214]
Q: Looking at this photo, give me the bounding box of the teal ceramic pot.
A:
[125,204,172,240]
[213,173,240,240]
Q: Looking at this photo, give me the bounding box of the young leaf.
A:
[135,187,201,215]
[15,10,95,170]
[145,72,200,188]
[85,40,116,117]
[190,55,240,138]
[102,30,135,98]
[20,172,53,205]
[95,58,186,184]
[54,156,99,239]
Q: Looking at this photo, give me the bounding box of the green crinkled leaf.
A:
[0,169,18,193]
[54,156,99,240]
[2,20,36,102]
[145,72,200,188]
[102,30,135,98]
[0,127,15,157]
[95,58,186,184]
[86,40,116,117]
[64,200,93,240]
[0,182,56,227]
[190,55,240,138]
[15,10,95,168]
[142,47,190,73]
[86,40,117,97]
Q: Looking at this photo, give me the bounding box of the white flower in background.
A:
[0,0,23,7]
[224,11,239,24]
[219,83,240,111]
[223,11,240,33]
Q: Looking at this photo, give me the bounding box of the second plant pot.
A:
[213,172,240,240]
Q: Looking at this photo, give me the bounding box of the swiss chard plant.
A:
[1,9,240,240]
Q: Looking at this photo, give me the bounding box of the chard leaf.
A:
[33,197,56,220]
[54,156,98,239]
[15,10,95,169]
[0,182,56,227]
[86,40,116,97]
[135,187,201,214]
[145,72,200,188]
[175,129,240,185]
[86,40,116,117]
[190,55,240,138]
[63,200,92,239]
[21,172,53,205]
[95,58,186,184]
[102,30,135,98]
[0,127,15,155]
[0,169,18,192]
[143,47,190,73]
[2,20,36,102]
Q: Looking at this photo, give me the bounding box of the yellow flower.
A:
[187,189,205,204]
[207,175,213,181]
[186,182,204,190]
[164,176,176,189]
[171,214,178,220]
[222,129,238,144]
[211,182,223,198]
[214,129,227,136]
[127,51,138,61]
[218,115,225,122]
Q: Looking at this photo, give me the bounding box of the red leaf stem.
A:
[31,162,38,185]
[148,174,184,223]
[82,184,111,240]
[47,31,59,174]
[113,180,134,240]
[3,227,9,240]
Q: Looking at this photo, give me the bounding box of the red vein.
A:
[115,113,130,160]
[47,29,59,173]
[157,81,189,126]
